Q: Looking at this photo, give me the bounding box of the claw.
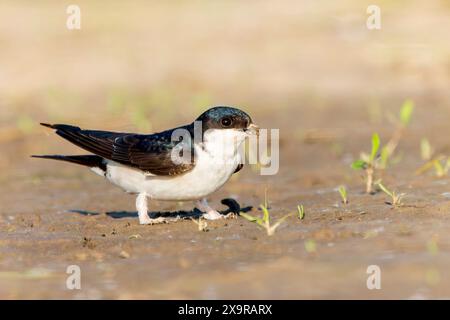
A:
[202,210,223,220]
[139,216,168,225]
[196,198,225,221]
[136,192,167,225]
[224,212,238,219]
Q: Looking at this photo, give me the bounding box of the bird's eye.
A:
[221,117,232,127]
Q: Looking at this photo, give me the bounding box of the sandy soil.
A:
[2,99,450,299]
[1,0,450,299]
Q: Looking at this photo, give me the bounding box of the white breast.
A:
[104,129,246,201]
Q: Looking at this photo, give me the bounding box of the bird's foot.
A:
[224,212,238,219]
[139,216,168,225]
[136,192,167,225]
[196,198,227,220]
[202,210,224,220]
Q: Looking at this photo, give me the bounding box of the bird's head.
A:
[195,106,258,135]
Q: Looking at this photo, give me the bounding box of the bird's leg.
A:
[196,198,223,220]
[136,193,166,225]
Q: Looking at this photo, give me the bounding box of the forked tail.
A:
[31,155,107,171]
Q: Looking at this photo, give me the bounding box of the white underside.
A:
[98,129,247,201]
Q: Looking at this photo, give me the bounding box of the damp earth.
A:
[1,1,450,299]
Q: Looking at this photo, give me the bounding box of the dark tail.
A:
[40,123,55,129]
[31,155,106,171]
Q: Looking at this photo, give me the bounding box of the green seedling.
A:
[297,205,305,220]
[338,185,348,204]
[416,155,450,177]
[352,133,380,194]
[381,99,414,168]
[380,146,390,169]
[420,138,433,161]
[240,205,292,236]
[191,218,208,232]
[377,182,405,207]
[400,99,414,127]
[433,158,450,177]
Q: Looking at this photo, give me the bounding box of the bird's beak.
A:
[245,123,259,136]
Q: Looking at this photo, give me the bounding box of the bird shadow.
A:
[68,209,100,216]
[69,198,252,220]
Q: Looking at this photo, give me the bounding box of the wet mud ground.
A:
[2,0,450,299]
[2,100,450,299]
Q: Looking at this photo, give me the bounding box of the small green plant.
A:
[352,133,380,194]
[240,205,292,236]
[297,205,305,220]
[400,99,415,127]
[338,185,348,204]
[377,182,405,207]
[433,158,450,177]
[416,154,450,178]
[380,146,390,170]
[420,138,433,161]
[380,99,414,168]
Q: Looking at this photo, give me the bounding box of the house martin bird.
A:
[33,106,258,225]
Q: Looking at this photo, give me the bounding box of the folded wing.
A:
[41,123,195,176]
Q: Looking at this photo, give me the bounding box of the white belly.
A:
[104,129,245,201]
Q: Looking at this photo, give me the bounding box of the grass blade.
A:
[377,182,393,197]
[297,205,305,219]
[400,99,414,126]
[260,205,270,223]
[370,133,380,162]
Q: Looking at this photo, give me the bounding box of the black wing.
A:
[41,123,195,176]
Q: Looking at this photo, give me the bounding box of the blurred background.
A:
[2,0,450,162]
[2,0,450,299]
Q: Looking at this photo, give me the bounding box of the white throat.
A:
[201,128,247,162]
